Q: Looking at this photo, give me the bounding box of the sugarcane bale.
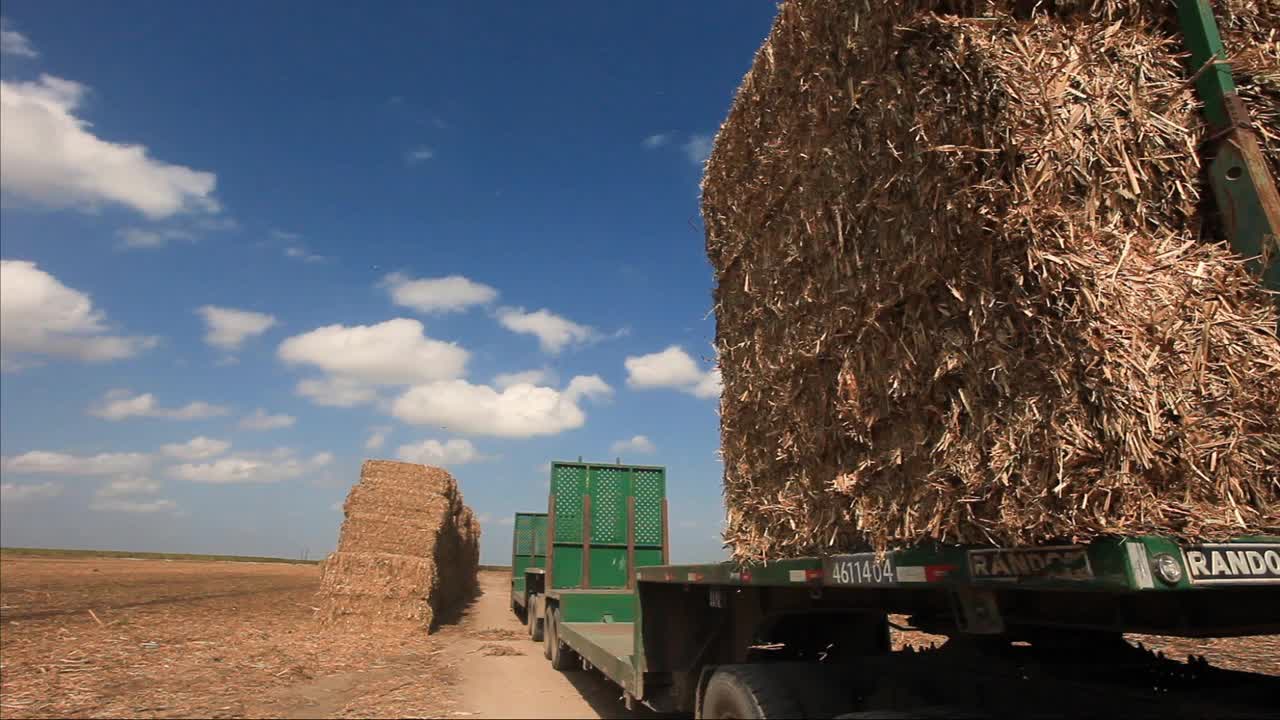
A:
[702,0,1280,561]
[318,460,481,629]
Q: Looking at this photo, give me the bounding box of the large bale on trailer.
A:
[319,460,480,628]
[702,0,1280,561]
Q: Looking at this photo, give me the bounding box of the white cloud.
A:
[330,500,344,512]
[115,227,195,250]
[1,18,37,58]
[642,133,670,149]
[499,516,514,526]
[239,408,296,431]
[496,307,596,354]
[609,435,656,456]
[405,146,435,164]
[0,260,157,369]
[296,376,380,407]
[493,368,555,389]
[2,451,150,476]
[160,436,230,460]
[624,345,721,399]
[392,375,612,438]
[284,246,326,263]
[364,426,391,451]
[0,74,218,218]
[88,389,230,421]
[477,512,493,524]
[95,476,161,497]
[381,273,498,314]
[396,438,484,466]
[1,481,61,502]
[170,448,331,485]
[271,229,301,241]
[684,134,713,166]
[279,318,468,387]
[197,306,277,351]
[90,497,177,513]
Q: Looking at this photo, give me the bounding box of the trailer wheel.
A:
[700,665,804,719]
[546,608,580,671]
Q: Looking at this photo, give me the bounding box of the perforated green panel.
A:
[634,469,665,546]
[531,514,548,555]
[590,466,629,545]
[553,464,586,543]
[515,514,535,555]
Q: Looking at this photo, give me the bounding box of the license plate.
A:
[825,553,896,586]
[1184,544,1280,585]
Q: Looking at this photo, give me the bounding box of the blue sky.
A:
[0,3,780,564]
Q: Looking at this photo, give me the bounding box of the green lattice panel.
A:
[634,469,665,547]
[531,514,548,555]
[553,464,586,543]
[514,514,535,555]
[590,465,630,546]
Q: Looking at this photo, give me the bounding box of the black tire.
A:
[547,608,580,671]
[701,665,804,719]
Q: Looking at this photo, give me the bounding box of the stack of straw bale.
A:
[702,0,1280,561]
[319,460,480,628]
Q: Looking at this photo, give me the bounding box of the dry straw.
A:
[702,0,1280,561]
[319,460,481,628]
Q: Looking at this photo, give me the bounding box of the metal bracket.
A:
[950,587,1005,635]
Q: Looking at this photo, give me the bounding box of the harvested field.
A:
[319,460,480,630]
[703,0,1280,561]
[0,556,458,719]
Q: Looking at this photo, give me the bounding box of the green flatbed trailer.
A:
[509,512,547,620]
[538,535,1279,718]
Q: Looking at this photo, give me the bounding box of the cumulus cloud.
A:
[396,438,484,466]
[642,133,670,149]
[609,435,656,456]
[2,450,150,476]
[0,74,218,218]
[116,227,195,250]
[392,375,612,437]
[88,389,230,421]
[405,146,435,164]
[170,448,332,485]
[90,497,177,513]
[364,426,391,451]
[496,307,596,354]
[160,436,230,460]
[624,345,721,399]
[0,259,157,369]
[95,476,161,497]
[239,408,296,431]
[381,273,498,314]
[684,134,713,166]
[1,18,37,58]
[197,306,277,351]
[279,318,468,388]
[296,376,380,408]
[1,481,62,502]
[492,368,556,389]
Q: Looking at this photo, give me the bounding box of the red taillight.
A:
[804,568,824,582]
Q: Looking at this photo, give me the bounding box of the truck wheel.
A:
[547,608,580,671]
[700,665,804,719]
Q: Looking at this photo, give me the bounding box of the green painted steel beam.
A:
[1175,0,1235,128]
[1176,0,1280,299]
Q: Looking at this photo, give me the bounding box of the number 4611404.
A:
[831,556,893,585]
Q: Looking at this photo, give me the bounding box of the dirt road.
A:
[440,570,661,719]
